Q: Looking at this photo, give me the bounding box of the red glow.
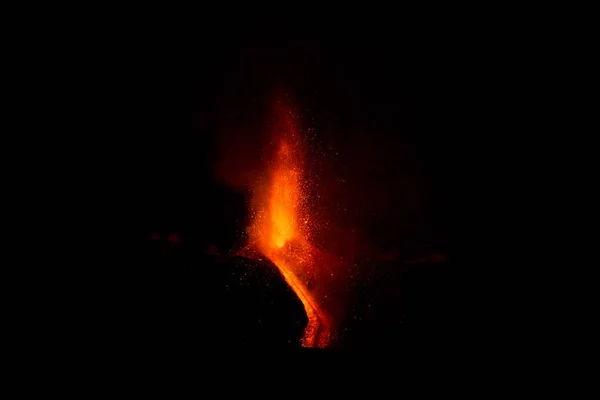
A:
[245,98,332,348]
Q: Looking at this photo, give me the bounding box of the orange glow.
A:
[246,100,331,348]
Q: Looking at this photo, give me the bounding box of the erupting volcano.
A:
[245,98,333,348]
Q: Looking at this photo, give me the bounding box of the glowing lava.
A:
[246,101,331,348]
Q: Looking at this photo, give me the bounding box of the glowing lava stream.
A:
[268,255,331,348]
[247,112,332,348]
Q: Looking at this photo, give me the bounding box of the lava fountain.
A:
[245,99,332,348]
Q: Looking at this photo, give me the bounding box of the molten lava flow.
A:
[247,103,331,348]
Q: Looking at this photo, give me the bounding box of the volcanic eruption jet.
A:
[245,100,332,348]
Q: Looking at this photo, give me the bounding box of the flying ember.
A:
[246,98,332,348]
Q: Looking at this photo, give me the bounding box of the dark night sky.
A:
[97,30,496,265]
